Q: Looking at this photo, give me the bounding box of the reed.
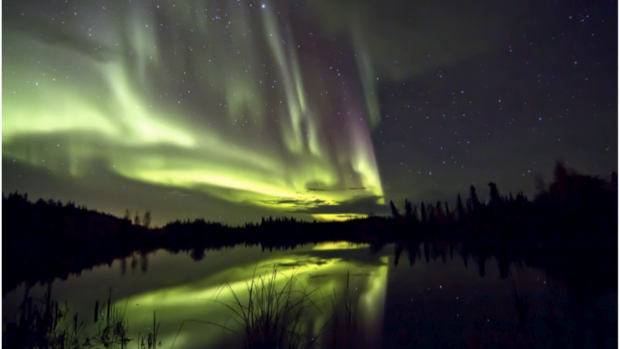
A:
[4,287,160,349]
[4,286,87,348]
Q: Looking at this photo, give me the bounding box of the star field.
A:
[2,0,617,225]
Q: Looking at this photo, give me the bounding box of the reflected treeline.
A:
[1,193,159,295]
[391,231,614,301]
[3,162,617,296]
[384,238,617,348]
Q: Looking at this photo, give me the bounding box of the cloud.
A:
[288,195,389,216]
[260,198,328,207]
[306,187,366,192]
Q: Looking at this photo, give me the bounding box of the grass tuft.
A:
[222,265,324,348]
[173,264,346,349]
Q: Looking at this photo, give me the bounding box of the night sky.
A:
[2,0,617,226]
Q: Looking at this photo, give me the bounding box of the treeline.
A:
[387,162,617,235]
[2,196,157,294]
[122,208,152,228]
[2,162,617,293]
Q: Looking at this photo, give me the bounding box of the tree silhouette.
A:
[427,203,435,222]
[394,243,403,266]
[435,201,444,219]
[488,182,501,206]
[143,210,151,229]
[420,201,427,223]
[404,199,413,217]
[140,252,148,272]
[190,248,205,261]
[469,185,480,212]
[549,160,569,202]
[389,200,400,218]
[134,211,141,226]
[534,175,546,200]
[456,193,465,221]
[123,209,131,221]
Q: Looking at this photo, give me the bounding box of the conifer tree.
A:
[469,186,480,212]
[456,193,465,221]
[143,210,151,229]
[488,182,501,206]
[390,200,400,218]
[404,199,413,217]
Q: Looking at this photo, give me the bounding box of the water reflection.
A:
[123,244,387,348]
[384,240,617,348]
[3,240,617,348]
[4,242,390,348]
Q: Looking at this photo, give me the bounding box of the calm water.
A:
[3,241,616,348]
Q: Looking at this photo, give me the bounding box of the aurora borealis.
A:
[2,0,617,225]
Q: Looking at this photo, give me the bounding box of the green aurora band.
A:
[2,0,384,221]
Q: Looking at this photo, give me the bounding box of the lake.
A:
[3,240,617,348]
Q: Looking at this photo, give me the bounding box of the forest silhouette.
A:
[3,161,617,295]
